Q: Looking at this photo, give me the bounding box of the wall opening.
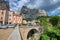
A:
[27,29,39,40]
[0,21,3,24]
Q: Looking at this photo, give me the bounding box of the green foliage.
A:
[31,34,36,40]
[26,18,33,21]
[40,34,50,40]
[49,16,59,26]
[38,16,60,40]
[39,17,48,26]
[52,38,57,40]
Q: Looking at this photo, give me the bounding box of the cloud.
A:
[7,0,60,10]
[9,0,30,12]
[6,0,60,16]
[27,0,44,9]
[49,7,60,16]
[27,0,60,9]
[11,0,60,9]
[50,0,60,4]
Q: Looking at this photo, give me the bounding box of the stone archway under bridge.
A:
[19,26,42,40]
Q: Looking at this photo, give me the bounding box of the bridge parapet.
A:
[20,25,42,28]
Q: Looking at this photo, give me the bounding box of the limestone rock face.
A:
[21,6,48,19]
[0,0,9,10]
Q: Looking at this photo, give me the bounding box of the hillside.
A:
[21,6,48,19]
[38,16,60,40]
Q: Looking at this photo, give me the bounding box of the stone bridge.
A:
[0,26,42,40]
[19,26,42,40]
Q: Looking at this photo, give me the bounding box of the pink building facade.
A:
[8,11,22,25]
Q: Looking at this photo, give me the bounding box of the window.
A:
[1,17,3,19]
[2,11,3,15]
[9,22,11,24]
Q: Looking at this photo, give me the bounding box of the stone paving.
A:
[0,28,14,40]
[8,27,22,40]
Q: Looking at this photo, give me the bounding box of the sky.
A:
[5,0,60,16]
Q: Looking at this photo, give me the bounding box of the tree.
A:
[49,16,59,26]
[39,16,60,40]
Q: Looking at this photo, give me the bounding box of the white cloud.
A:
[9,0,18,2]
[7,0,60,14]
[27,0,44,9]
[21,0,29,3]
[49,7,60,16]
[51,7,60,13]
[27,0,60,9]
[9,0,30,12]
[50,0,60,5]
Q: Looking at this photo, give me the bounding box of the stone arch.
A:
[27,29,39,40]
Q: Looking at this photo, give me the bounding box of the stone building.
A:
[8,11,14,24]
[0,0,9,25]
[8,11,22,25]
[0,10,9,25]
